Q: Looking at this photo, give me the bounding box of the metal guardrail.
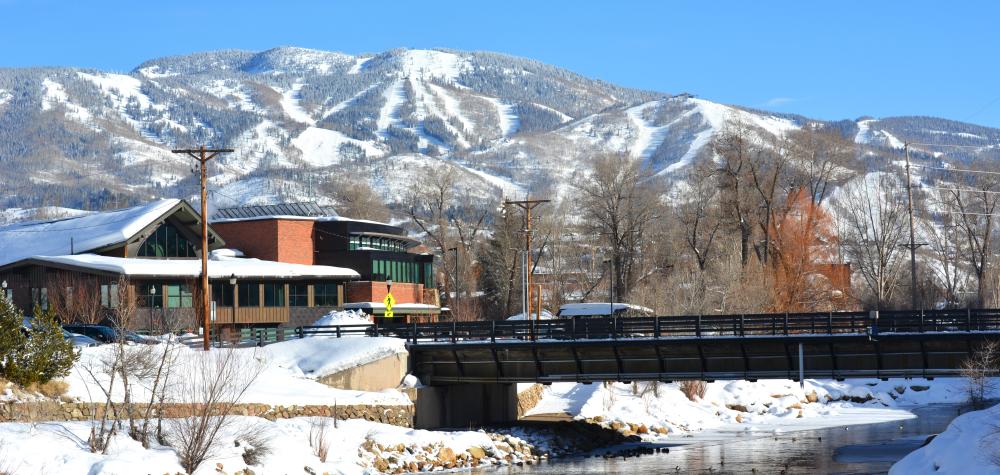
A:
[277,308,1000,345]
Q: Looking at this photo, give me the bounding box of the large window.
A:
[349,236,360,250]
[30,287,48,310]
[165,284,193,308]
[314,283,338,307]
[137,222,198,258]
[289,284,308,307]
[238,283,259,307]
[100,283,119,308]
[211,283,234,307]
[263,283,285,307]
[139,284,162,308]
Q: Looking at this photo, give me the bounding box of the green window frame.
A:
[137,222,198,258]
[263,283,285,307]
[314,283,338,306]
[166,284,193,308]
[289,284,309,307]
[210,283,234,307]
[238,283,260,307]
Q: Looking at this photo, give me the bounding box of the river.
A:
[496,404,967,474]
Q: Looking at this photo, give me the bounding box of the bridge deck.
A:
[289,309,1000,384]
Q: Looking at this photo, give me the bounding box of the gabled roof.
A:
[0,199,221,267]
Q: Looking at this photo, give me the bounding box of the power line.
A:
[922,185,1000,196]
[917,164,1000,177]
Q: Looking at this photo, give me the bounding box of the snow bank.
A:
[507,309,556,320]
[527,377,988,437]
[265,336,405,378]
[311,309,373,327]
[0,416,531,475]
[891,404,1000,474]
[65,340,410,406]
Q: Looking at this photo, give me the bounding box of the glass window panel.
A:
[238,283,260,307]
[263,283,285,307]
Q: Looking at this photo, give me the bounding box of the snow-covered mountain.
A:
[1,46,998,212]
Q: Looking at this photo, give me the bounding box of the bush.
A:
[680,381,707,401]
[0,299,78,387]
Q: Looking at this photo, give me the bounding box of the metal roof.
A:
[212,202,340,221]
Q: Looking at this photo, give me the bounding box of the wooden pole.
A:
[904,143,919,310]
[172,146,234,351]
[504,198,549,322]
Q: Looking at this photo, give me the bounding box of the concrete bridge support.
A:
[408,383,517,429]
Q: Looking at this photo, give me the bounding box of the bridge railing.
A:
[282,308,1000,344]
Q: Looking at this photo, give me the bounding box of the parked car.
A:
[64,330,100,347]
[22,317,99,347]
[61,324,157,345]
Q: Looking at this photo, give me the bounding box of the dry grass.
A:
[680,381,707,401]
[27,380,69,399]
[309,418,330,462]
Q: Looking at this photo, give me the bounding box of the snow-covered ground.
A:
[891,403,1000,474]
[0,417,536,475]
[527,377,992,436]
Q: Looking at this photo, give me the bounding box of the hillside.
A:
[1,46,999,215]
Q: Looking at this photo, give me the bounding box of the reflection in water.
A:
[495,405,965,475]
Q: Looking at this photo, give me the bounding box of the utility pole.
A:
[172,146,234,351]
[504,198,550,320]
[903,143,919,310]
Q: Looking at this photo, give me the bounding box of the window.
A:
[263,283,285,307]
[289,284,309,307]
[30,287,48,310]
[349,236,359,250]
[238,283,260,307]
[314,283,338,306]
[139,284,162,308]
[100,283,119,308]
[166,284,193,308]
[210,283,234,307]
[137,222,198,258]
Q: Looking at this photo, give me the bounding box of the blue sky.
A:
[3,1,999,126]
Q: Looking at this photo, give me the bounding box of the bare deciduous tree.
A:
[835,173,909,309]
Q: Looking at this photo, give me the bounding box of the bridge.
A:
[292,308,1000,428]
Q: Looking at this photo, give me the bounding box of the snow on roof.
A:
[557,303,655,317]
[0,199,181,267]
[28,253,360,279]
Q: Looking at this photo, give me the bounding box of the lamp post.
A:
[1,280,8,304]
[229,274,237,325]
[447,247,459,301]
[149,285,156,334]
[603,258,614,318]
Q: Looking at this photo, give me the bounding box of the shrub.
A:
[680,381,707,401]
[1,304,78,387]
[27,380,69,399]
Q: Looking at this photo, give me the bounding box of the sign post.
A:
[383,279,395,319]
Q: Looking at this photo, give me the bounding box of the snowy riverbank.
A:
[891,403,1000,474]
[524,377,996,438]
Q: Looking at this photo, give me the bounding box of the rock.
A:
[789,403,802,410]
[806,391,819,403]
[636,424,648,434]
[437,447,456,465]
[610,421,625,431]
[373,456,389,472]
[467,446,486,460]
[735,413,744,423]
[894,385,907,394]
[797,409,804,418]
[593,415,604,422]
[653,426,669,434]
[910,385,930,392]
[727,404,749,412]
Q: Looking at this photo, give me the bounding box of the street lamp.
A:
[148,284,158,335]
[603,258,614,318]
[1,280,7,303]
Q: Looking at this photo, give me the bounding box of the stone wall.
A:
[516,383,545,418]
[0,401,414,427]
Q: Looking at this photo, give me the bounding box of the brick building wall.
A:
[275,219,315,265]
[211,219,316,265]
[211,220,281,261]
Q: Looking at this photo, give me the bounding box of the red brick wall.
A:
[211,220,280,261]
[346,281,424,304]
[275,220,315,265]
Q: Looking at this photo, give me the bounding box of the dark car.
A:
[61,324,156,345]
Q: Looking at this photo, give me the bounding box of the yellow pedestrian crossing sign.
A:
[383,292,395,318]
